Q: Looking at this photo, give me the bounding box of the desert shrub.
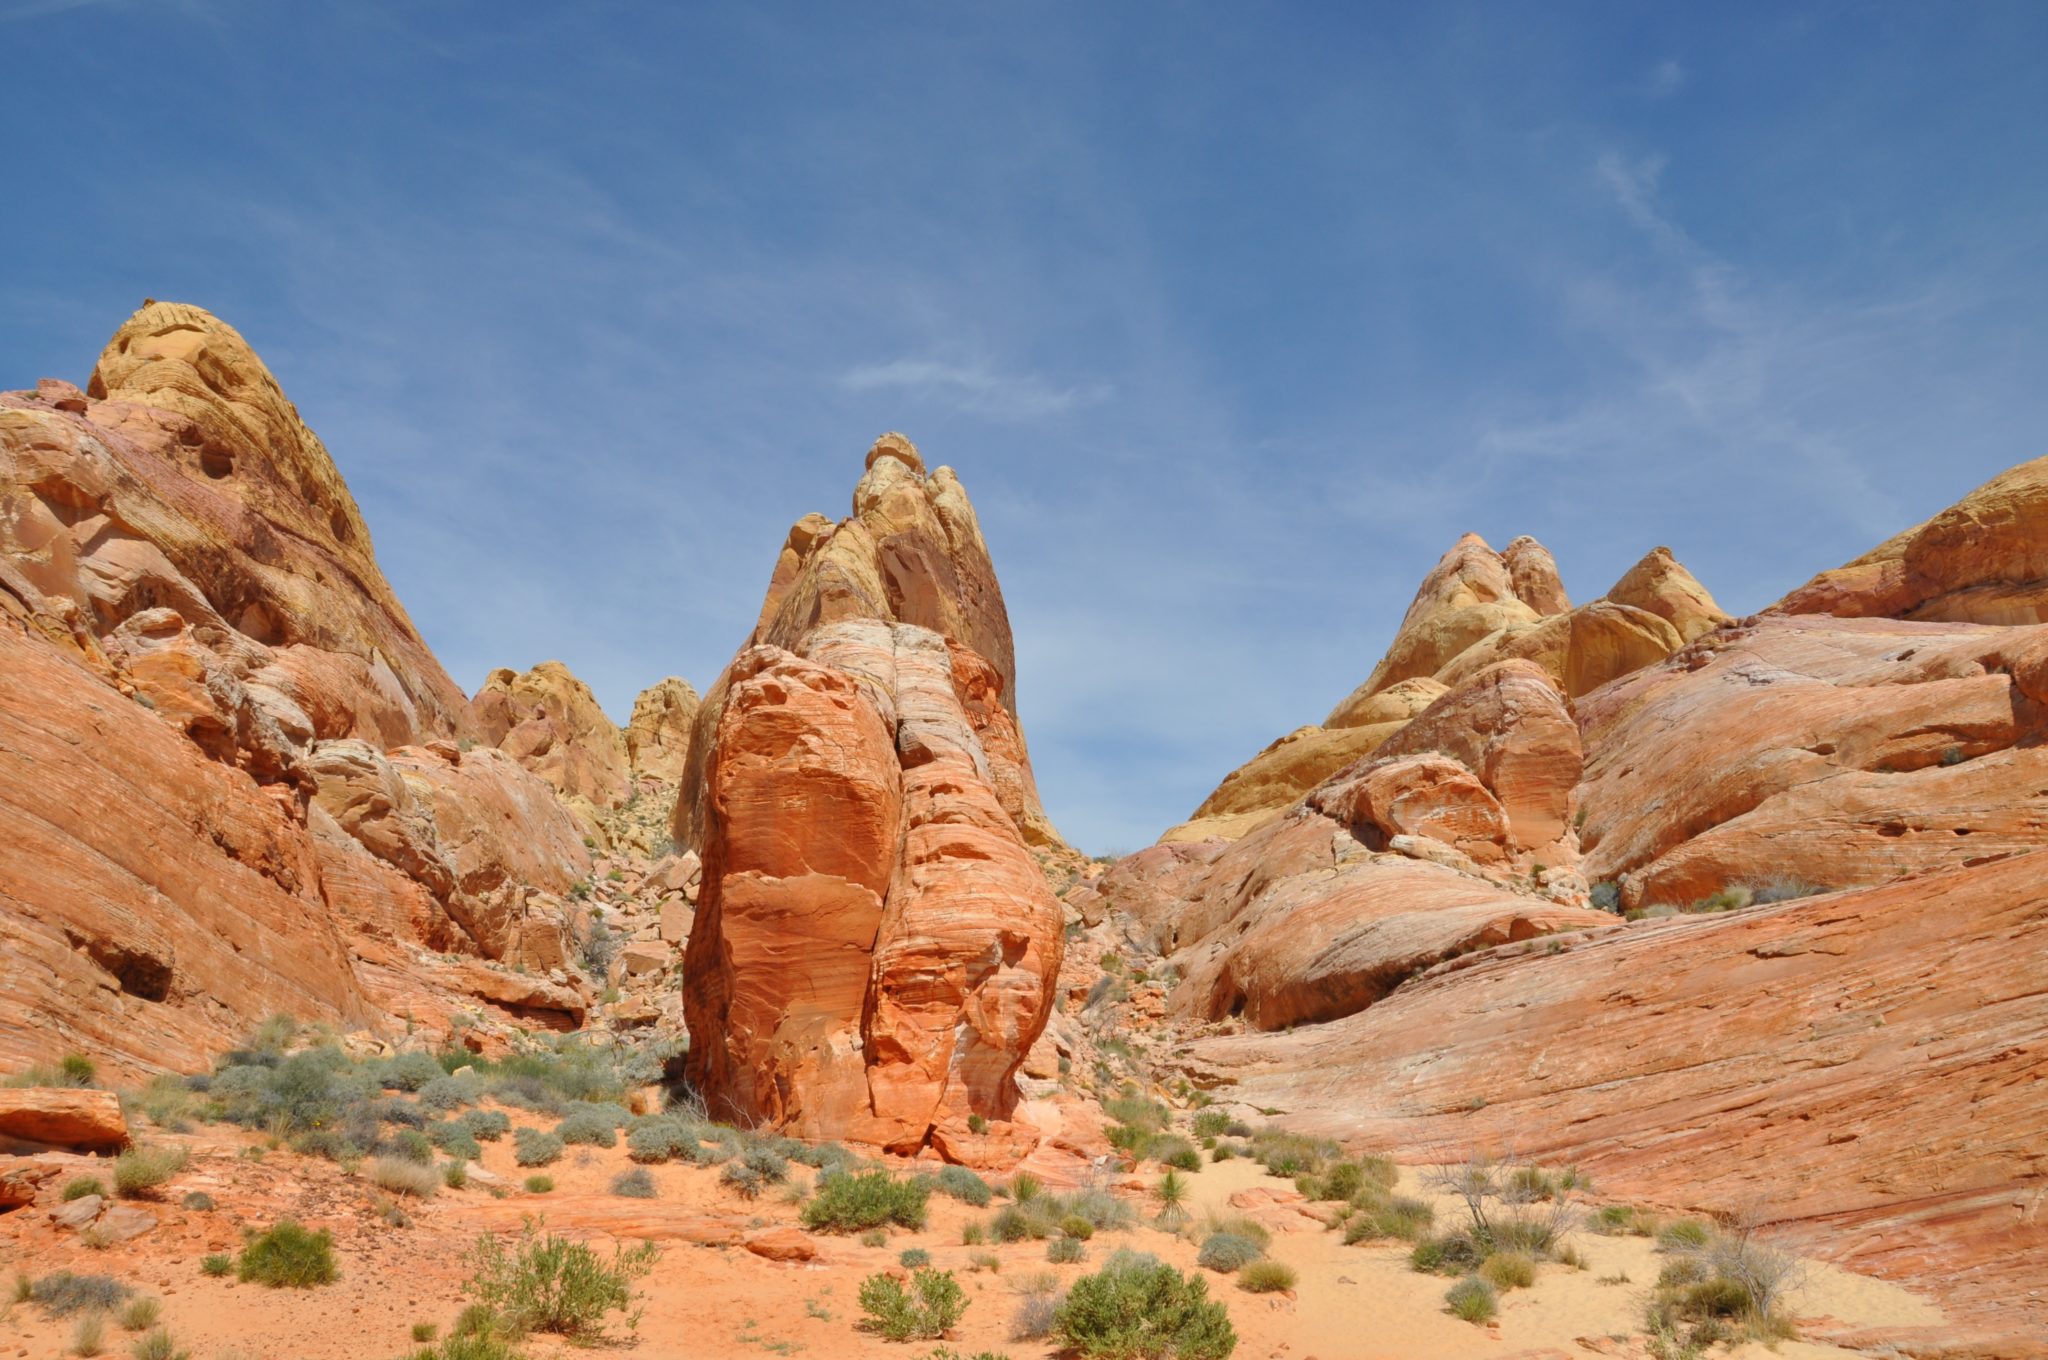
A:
[900,1248,932,1269]
[1196,1234,1263,1273]
[373,1098,430,1129]
[524,1175,554,1194]
[62,1177,105,1202]
[1593,1204,1648,1236]
[802,1170,929,1232]
[1411,1230,1487,1276]
[443,1162,468,1190]
[741,1144,789,1182]
[555,1106,620,1148]
[372,1157,440,1198]
[512,1128,564,1167]
[992,1205,1036,1243]
[415,1076,476,1114]
[1153,1169,1191,1230]
[624,1115,698,1163]
[1012,1289,1063,1341]
[113,1146,188,1199]
[379,1052,445,1093]
[1752,878,1820,905]
[1657,1219,1711,1251]
[1048,1235,1087,1264]
[129,1327,189,1360]
[610,1168,656,1199]
[427,1122,484,1162]
[862,1229,891,1248]
[962,1223,986,1246]
[1209,1144,1236,1163]
[288,1127,361,1163]
[1247,1130,1338,1179]
[388,1128,436,1165]
[719,1161,766,1198]
[180,1191,214,1212]
[1590,881,1622,912]
[1480,1251,1536,1289]
[199,1255,232,1278]
[458,1109,512,1142]
[936,1165,993,1207]
[72,1310,106,1356]
[1010,1170,1043,1202]
[237,1221,338,1288]
[1445,1276,1497,1324]
[1237,1260,1294,1294]
[118,1297,160,1331]
[27,1271,132,1315]
[462,1221,659,1340]
[1507,1166,1556,1200]
[858,1268,967,1341]
[1060,1215,1096,1241]
[1156,1138,1203,1172]
[1690,887,1753,914]
[1343,1196,1433,1244]
[133,1076,196,1132]
[1190,1111,1230,1139]
[1054,1250,1236,1360]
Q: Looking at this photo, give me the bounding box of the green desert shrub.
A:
[858,1268,967,1342]
[1236,1260,1294,1294]
[1343,1196,1433,1244]
[936,1164,993,1207]
[117,1297,160,1331]
[1657,1219,1712,1251]
[111,1145,187,1199]
[458,1109,512,1142]
[128,1327,188,1360]
[1446,1276,1498,1324]
[461,1221,659,1340]
[237,1221,338,1288]
[554,1105,621,1148]
[1410,1230,1487,1277]
[512,1128,564,1167]
[1480,1251,1536,1290]
[899,1248,932,1269]
[1190,1111,1231,1139]
[1196,1233,1263,1273]
[1047,1235,1087,1264]
[1054,1250,1236,1360]
[387,1128,436,1165]
[414,1076,476,1114]
[624,1114,699,1163]
[801,1170,929,1233]
[199,1255,232,1278]
[524,1175,554,1194]
[62,1177,105,1203]
[427,1122,483,1161]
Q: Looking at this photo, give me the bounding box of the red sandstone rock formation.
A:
[1776,452,2048,625]
[681,444,1066,1154]
[674,434,1061,853]
[0,1089,129,1152]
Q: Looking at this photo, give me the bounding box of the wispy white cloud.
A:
[837,357,1111,420]
[1647,59,1687,98]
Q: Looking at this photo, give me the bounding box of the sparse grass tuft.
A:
[371,1157,440,1198]
[236,1221,338,1288]
[1237,1260,1295,1293]
[113,1146,188,1199]
[1446,1276,1498,1324]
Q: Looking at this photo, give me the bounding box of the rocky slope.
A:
[680,440,1067,1158]
[1172,533,1725,842]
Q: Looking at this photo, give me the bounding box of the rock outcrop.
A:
[675,434,1061,853]
[1776,452,2048,625]
[0,1089,129,1152]
[624,676,700,782]
[1176,853,2048,1347]
[681,442,1066,1154]
[469,661,630,811]
[1577,614,2048,909]
[1171,534,1723,842]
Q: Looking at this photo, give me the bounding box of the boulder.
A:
[744,1228,819,1262]
[0,1089,128,1151]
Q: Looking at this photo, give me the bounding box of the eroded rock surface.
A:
[470,660,631,811]
[624,676,700,782]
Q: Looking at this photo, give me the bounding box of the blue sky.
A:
[4,2,2045,851]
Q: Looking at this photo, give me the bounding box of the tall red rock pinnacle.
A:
[679,438,1066,1156]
